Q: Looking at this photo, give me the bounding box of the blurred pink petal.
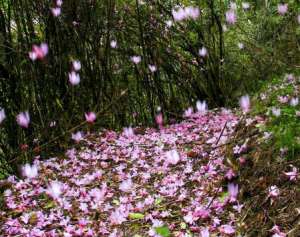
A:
[284,166,298,181]
[71,131,84,142]
[0,108,6,124]
[148,64,157,72]
[196,100,207,114]
[199,47,208,57]
[239,95,250,113]
[47,181,63,199]
[85,112,96,123]
[166,150,180,165]
[155,113,163,127]
[110,40,117,48]
[16,111,30,128]
[51,7,61,17]
[201,227,210,237]
[219,224,235,234]
[225,10,237,24]
[29,43,48,61]
[228,183,239,202]
[22,164,38,179]
[56,0,63,7]
[130,55,141,64]
[242,2,250,10]
[278,4,288,15]
[268,185,280,198]
[72,60,81,71]
[69,71,80,85]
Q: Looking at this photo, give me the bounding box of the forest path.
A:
[1,110,243,237]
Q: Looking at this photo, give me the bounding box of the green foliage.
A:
[128,212,145,220]
[155,226,170,237]
[0,1,299,176]
[252,73,300,159]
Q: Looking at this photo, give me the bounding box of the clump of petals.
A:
[196,100,208,114]
[230,2,237,10]
[201,227,210,237]
[71,131,84,142]
[123,127,134,137]
[119,179,133,193]
[172,8,185,21]
[183,212,194,224]
[172,6,200,21]
[22,164,38,179]
[290,97,299,107]
[47,181,63,199]
[225,169,236,180]
[278,95,288,104]
[272,107,281,117]
[242,2,250,10]
[238,42,244,49]
[110,209,127,225]
[56,0,63,6]
[219,224,235,234]
[184,107,193,117]
[29,43,48,61]
[284,166,298,181]
[184,6,200,19]
[165,150,180,165]
[271,225,286,237]
[228,183,239,202]
[268,185,280,198]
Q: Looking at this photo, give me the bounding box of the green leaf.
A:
[296,27,300,36]
[219,191,229,203]
[155,197,163,206]
[180,222,187,229]
[44,201,56,209]
[56,98,63,110]
[128,212,145,220]
[112,199,120,205]
[188,32,197,43]
[155,226,170,237]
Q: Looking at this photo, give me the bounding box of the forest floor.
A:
[0,109,248,237]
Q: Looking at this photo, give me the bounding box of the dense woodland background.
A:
[0,0,299,177]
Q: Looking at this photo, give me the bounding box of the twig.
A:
[206,185,223,209]
[215,120,228,145]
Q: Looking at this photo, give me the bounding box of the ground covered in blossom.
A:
[0,110,247,237]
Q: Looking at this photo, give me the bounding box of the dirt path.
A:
[1,110,243,237]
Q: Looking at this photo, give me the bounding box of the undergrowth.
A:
[227,72,300,236]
